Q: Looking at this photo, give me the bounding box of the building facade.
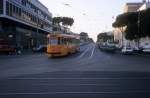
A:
[114,0,150,48]
[0,0,52,50]
[123,3,143,13]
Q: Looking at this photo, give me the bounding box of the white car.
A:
[121,47,133,54]
[142,44,150,53]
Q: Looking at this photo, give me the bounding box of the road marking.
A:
[7,77,150,80]
[89,44,96,59]
[35,83,119,86]
[78,46,90,58]
[1,91,150,95]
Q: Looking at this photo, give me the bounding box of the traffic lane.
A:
[78,43,95,59]
[0,43,92,64]
[78,45,150,72]
[1,43,150,79]
[49,43,96,70]
[0,71,150,98]
[1,93,150,98]
[1,42,150,78]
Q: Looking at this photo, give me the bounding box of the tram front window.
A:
[49,38,58,45]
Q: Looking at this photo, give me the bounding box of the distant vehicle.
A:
[133,47,143,53]
[121,47,133,54]
[105,45,117,53]
[98,42,117,53]
[32,45,47,52]
[142,44,150,53]
[47,33,80,57]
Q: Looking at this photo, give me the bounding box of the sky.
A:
[39,0,141,41]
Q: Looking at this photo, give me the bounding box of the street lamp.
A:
[36,17,39,47]
[137,11,140,48]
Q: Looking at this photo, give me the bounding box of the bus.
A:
[47,33,80,57]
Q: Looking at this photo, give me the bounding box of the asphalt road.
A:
[0,43,150,98]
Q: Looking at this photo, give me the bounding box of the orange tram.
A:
[47,33,80,57]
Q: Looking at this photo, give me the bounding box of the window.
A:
[16,7,19,15]
[13,5,15,13]
[21,0,26,6]
[9,3,12,16]
[6,1,9,15]
[0,0,3,14]
[49,38,58,45]
[18,8,21,16]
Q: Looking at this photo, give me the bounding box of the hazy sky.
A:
[39,0,141,41]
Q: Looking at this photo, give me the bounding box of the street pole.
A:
[36,18,39,47]
[137,11,140,49]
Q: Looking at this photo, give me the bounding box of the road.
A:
[0,43,150,98]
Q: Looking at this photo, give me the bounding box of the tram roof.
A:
[48,33,80,39]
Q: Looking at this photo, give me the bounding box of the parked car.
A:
[121,47,133,54]
[142,44,150,53]
[32,45,47,52]
[0,39,18,54]
[133,47,143,54]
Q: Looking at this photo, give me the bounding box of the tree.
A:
[62,17,74,27]
[52,17,74,27]
[125,24,138,40]
[112,8,150,40]
[97,33,113,42]
[52,17,62,25]
[112,12,138,28]
[139,8,150,38]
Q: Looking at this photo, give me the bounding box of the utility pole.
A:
[137,11,140,49]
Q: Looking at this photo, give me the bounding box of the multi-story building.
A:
[138,1,150,10]
[0,0,52,50]
[123,2,143,13]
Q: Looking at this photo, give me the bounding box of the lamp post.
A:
[137,11,140,49]
[36,17,39,47]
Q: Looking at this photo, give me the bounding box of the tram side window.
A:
[68,38,72,45]
[70,38,74,44]
[72,38,76,45]
[60,38,65,45]
[58,38,60,45]
[58,38,64,45]
[64,38,68,45]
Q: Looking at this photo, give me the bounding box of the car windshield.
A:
[1,0,150,98]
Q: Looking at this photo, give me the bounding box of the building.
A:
[0,0,52,50]
[114,0,150,48]
[113,28,123,47]
[123,2,143,13]
[138,1,150,10]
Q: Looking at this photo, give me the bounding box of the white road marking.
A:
[34,83,119,86]
[89,44,96,59]
[0,91,150,95]
[7,77,150,80]
[78,46,90,58]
